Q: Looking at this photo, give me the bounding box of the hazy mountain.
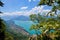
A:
[11,15,30,21]
[1,15,30,21]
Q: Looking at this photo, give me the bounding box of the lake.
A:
[14,20,38,35]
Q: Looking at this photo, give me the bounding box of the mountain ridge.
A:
[5,20,30,36]
[1,15,30,21]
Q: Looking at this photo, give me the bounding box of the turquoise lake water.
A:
[14,20,37,35]
[14,20,54,35]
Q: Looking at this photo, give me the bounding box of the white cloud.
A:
[28,6,50,16]
[0,12,22,16]
[28,0,31,2]
[25,6,44,15]
[0,6,50,17]
[20,6,28,10]
[28,0,40,2]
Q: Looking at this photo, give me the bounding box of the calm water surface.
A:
[14,20,37,35]
[14,20,54,35]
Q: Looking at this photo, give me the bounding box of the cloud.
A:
[28,0,40,2]
[20,6,28,10]
[0,6,50,17]
[30,6,50,16]
[25,6,44,15]
[28,0,31,2]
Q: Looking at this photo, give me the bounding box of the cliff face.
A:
[6,20,29,36]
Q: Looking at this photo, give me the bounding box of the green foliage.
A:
[30,14,46,23]
[0,18,6,32]
[5,31,29,40]
[0,18,6,40]
[38,0,54,6]
[5,32,14,40]
[29,0,60,38]
[0,1,4,7]
[30,13,60,40]
[38,0,60,15]
[0,0,4,13]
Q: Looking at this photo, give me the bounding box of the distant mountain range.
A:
[1,14,52,21]
[1,15,30,21]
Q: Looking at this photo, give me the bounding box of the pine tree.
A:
[0,0,5,40]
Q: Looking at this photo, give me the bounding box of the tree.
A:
[30,14,60,40]
[0,1,4,13]
[30,0,60,40]
[0,1,4,7]
[0,18,6,40]
[38,0,60,34]
[38,0,60,14]
[0,0,5,40]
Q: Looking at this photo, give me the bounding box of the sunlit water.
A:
[14,20,38,35]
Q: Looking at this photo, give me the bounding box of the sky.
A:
[0,0,52,16]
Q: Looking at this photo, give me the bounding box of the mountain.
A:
[11,15,30,21]
[5,20,29,36]
[4,20,29,40]
[1,15,30,21]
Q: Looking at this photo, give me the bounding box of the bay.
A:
[14,20,36,35]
